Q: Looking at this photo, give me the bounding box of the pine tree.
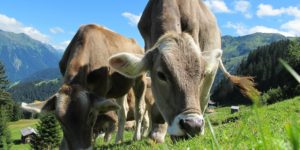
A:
[0,61,9,90]
[0,106,12,149]
[11,103,23,121]
[31,113,61,149]
[0,61,14,121]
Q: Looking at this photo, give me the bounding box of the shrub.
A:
[0,106,11,149]
[31,113,61,149]
[261,87,284,104]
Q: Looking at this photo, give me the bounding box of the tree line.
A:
[213,38,300,105]
[9,78,62,104]
[0,60,62,149]
[0,61,22,148]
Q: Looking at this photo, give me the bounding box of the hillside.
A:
[213,33,287,89]
[21,68,61,82]
[213,38,300,105]
[9,78,63,103]
[0,30,61,81]
[221,33,287,72]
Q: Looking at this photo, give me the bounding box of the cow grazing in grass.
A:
[109,0,259,142]
[21,24,147,149]
[21,84,119,150]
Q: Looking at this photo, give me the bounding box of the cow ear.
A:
[201,49,223,74]
[21,95,57,113]
[93,98,120,114]
[109,52,152,78]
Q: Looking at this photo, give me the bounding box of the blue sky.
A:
[0,0,300,51]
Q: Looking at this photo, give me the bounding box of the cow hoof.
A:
[133,134,142,141]
[149,131,165,143]
[115,140,122,144]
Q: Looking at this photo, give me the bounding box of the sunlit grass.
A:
[94,96,300,150]
[9,97,300,149]
[8,119,38,150]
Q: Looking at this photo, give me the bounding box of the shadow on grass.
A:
[97,141,133,150]
[97,139,155,150]
[222,116,239,124]
[211,116,240,126]
[13,139,22,145]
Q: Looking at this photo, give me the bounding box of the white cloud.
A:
[235,0,250,13]
[52,40,71,50]
[122,12,141,26]
[248,26,294,37]
[204,0,231,13]
[234,0,252,18]
[225,22,294,37]
[0,13,49,43]
[225,22,247,35]
[50,27,64,34]
[255,4,300,36]
[257,4,285,17]
[281,19,300,36]
[256,4,300,18]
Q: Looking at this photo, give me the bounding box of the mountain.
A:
[22,68,61,82]
[0,30,62,81]
[213,38,300,105]
[221,32,287,72]
[9,78,63,103]
[212,33,287,90]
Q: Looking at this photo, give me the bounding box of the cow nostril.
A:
[179,119,185,129]
[179,118,204,136]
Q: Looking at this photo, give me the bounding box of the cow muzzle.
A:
[167,113,204,141]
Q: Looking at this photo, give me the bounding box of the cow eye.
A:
[157,71,167,81]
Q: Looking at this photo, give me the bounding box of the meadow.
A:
[8,119,38,150]
[9,96,300,150]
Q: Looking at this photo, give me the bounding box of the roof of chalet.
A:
[20,127,37,136]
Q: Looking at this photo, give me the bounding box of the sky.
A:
[0,0,300,51]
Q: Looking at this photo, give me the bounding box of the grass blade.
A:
[279,59,300,83]
[206,116,221,150]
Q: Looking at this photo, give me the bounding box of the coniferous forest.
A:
[213,38,300,105]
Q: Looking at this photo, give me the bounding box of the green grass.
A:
[8,119,38,150]
[95,96,300,150]
[9,97,300,149]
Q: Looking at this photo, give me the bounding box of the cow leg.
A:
[115,95,128,144]
[132,75,147,141]
[142,109,150,137]
[104,120,116,143]
[149,123,168,143]
[104,132,112,143]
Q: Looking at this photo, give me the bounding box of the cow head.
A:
[109,32,221,140]
[21,84,119,150]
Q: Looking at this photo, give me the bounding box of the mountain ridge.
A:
[0,30,62,81]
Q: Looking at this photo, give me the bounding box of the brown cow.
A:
[22,84,119,150]
[21,24,147,149]
[109,0,258,142]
